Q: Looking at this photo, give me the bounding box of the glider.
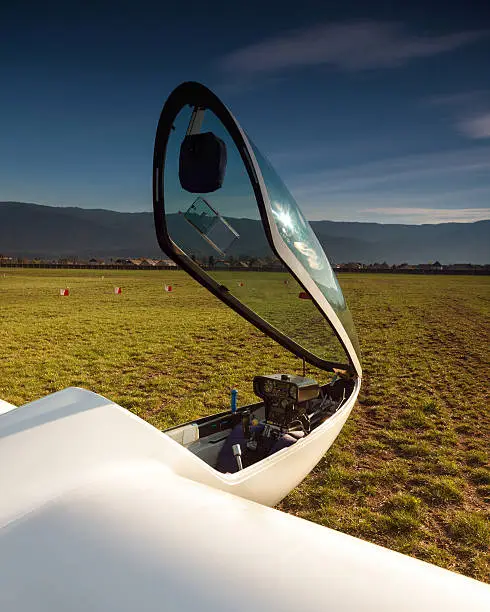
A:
[1,82,488,610]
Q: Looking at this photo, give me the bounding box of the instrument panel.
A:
[253,374,320,430]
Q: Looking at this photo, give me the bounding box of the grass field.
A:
[1,268,489,581]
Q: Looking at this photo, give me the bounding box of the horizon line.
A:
[1,201,489,227]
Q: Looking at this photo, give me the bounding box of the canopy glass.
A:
[154,84,361,375]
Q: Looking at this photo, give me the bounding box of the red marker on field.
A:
[298,291,312,300]
[60,288,69,296]
[114,287,122,294]
[164,284,173,292]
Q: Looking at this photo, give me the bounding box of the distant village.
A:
[0,254,489,274]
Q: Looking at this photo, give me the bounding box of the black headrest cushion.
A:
[179,132,227,193]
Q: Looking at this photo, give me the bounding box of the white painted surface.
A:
[0,384,360,509]
[2,387,488,612]
[165,422,200,446]
[1,459,489,612]
[0,398,16,415]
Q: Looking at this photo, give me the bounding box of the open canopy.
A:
[153,82,361,376]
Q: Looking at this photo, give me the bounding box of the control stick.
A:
[232,444,243,471]
[241,409,250,438]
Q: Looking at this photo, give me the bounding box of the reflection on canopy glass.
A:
[250,142,360,359]
[162,106,355,367]
[183,197,239,255]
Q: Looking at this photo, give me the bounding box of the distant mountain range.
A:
[1,202,489,264]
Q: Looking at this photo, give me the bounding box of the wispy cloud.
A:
[428,90,490,140]
[302,193,490,223]
[275,147,490,223]
[287,147,490,197]
[220,21,487,76]
[427,91,489,108]
[458,113,490,139]
[303,200,490,223]
[361,207,490,223]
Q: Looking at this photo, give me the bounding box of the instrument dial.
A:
[264,380,274,393]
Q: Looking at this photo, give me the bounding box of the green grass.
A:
[1,269,489,581]
[448,512,490,550]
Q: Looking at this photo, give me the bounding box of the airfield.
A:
[1,268,488,581]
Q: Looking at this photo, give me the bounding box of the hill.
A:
[0,202,488,264]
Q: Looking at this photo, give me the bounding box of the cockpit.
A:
[164,369,355,473]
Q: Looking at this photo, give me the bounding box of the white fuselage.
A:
[1,385,489,612]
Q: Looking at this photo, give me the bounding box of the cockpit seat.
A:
[217,423,304,474]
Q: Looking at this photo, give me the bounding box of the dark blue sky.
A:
[1,0,489,223]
